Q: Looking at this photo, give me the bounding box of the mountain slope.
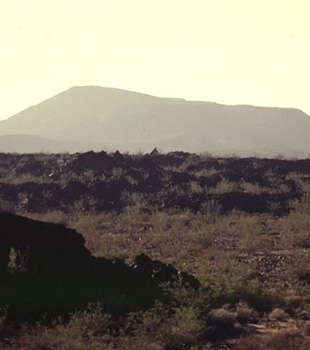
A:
[0,134,106,153]
[1,86,310,156]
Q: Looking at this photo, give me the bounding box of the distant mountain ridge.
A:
[0,86,310,157]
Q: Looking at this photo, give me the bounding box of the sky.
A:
[0,0,310,121]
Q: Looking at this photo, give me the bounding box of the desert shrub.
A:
[64,303,112,337]
[203,260,276,312]
[121,191,148,210]
[236,302,258,324]
[7,246,29,274]
[15,304,113,350]
[200,200,222,220]
[283,212,310,248]
[290,188,310,214]
[209,179,238,194]
[188,181,204,195]
[268,308,289,321]
[115,337,163,350]
[1,173,51,185]
[239,181,264,194]
[158,306,203,350]
[207,308,237,330]
[292,258,310,283]
[303,321,310,336]
[191,167,218,177]
[236,330,309,350]
[283,292,303,309]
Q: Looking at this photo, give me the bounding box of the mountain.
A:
[0,86,310,157]
[0,134,100,153]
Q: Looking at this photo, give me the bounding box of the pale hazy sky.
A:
[0,0,310,121]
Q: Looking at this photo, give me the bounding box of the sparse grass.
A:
[209,179,239,194]
[3,152,310,348]
[236,330,310,350]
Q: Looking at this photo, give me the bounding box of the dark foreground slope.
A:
[1,86,310,156]
[0,212,198,321]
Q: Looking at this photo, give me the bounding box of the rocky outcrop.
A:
[0,212,199,320]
